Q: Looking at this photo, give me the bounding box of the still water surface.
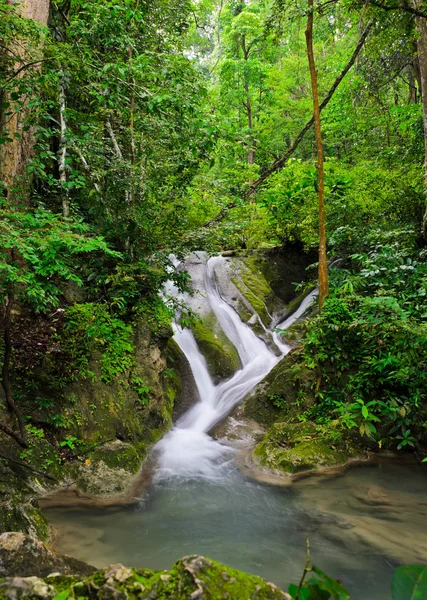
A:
[46,461,427,600]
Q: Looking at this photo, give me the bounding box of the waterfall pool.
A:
[44,255,427,599]
[45,461,427,600]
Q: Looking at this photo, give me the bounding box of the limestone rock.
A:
[0,533,96,578]
[0,553,291,599]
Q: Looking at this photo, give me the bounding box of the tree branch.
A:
[368,0,427,18]
[73,144,100,193]
[249,21,373,192]
[200,22,373,229]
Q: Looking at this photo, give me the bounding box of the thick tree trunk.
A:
[306,0,329,309]
[0,0,50,204]
[414,3,427,239]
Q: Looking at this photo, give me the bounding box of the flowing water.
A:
[45,255,427,599]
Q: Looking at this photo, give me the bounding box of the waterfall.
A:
[154,256,317,481]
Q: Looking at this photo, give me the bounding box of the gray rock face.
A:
[0,533,96,578]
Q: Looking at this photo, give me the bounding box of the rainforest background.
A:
[1,0,427,471]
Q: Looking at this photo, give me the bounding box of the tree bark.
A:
[58,74,69,217]
[0,0,50,204]
[306,0,328,309]
[0,295,28,449]
[241,35,255,166]
[414,1,427,239]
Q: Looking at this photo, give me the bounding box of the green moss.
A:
[0,555,288,599]
[0,498,49,541]
[229,257,280,328]
[254,422,360,474]
[89,441,141,473]
[192,313,241,382]
[243,352,314,427]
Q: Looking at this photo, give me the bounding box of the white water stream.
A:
[155,255,317,481]
[46,255,427,600]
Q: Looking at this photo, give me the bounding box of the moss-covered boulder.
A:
[0,462,49,542]
[243,352,314,427]
[254,422,361,474]
[192,313,241,383]
[89,441,141,473]
[0,554,290,599]
[62,440,143,498]
[0,533,95,578]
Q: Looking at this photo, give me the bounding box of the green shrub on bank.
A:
[62,303,135,384]
[299,231,427,449]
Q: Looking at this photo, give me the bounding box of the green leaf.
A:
[288,584,310,600]
[53,590,71,600]
[307,566,350,600]
[361,405,369,418]
[392,565,427,600]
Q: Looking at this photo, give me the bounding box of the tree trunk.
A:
[0,0,50,204]
[58,74,69,217]
[306,0,329,308]
[241,35,255,166]
[0,295,28,449]
[414,2,427,239]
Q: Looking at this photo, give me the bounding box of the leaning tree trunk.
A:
[306,0,329,308]
[0,0,50,204]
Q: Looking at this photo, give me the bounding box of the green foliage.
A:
[392,565,427,600]
[0,207,117,311]
[59,436,79,450]
[62,303,135,383]
[300,234,427,449]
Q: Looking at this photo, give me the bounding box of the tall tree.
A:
[305,0,328,307]
[0,0,50,203]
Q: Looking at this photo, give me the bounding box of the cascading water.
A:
[154,255,316,481]
[45,254,427,600]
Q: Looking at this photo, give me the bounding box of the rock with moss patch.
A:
[243,352,314,427]
[89,440,141,474]
[0,462,49,541]
[0,553,291,599]
[254,422,361,474]
[0,533,95,578]
[192,313,241,383]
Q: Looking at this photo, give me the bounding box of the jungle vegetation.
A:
[1,0,427,456]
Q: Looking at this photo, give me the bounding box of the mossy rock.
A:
[89,440,142,473]
[192,313,241,383]
[243,352,314,427]
[254,422,359,474]
[0,532,95,578]
[235,245,317,305]
[0,462,50,541]
[0,553,290,599]
[231,258,278,328]
[0,498,49,543]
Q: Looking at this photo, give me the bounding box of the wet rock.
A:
[0,533,95,578]
[254,422,362,474]
[0,463,49,541]
[192,312,241,383]
[353,486,393,506]
[0,554,291,599]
